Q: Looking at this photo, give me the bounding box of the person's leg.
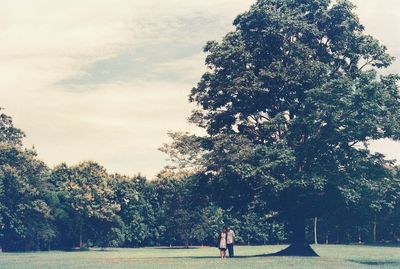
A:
[220,249,223,259]
[231,245,234,257]
[227,244,233,258]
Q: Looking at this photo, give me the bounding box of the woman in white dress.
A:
[219,227,227,259]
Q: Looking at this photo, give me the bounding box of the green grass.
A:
[1,245,399,269]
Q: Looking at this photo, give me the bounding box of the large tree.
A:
[189,0,400,255]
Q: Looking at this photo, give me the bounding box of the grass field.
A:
[1,245,399,269]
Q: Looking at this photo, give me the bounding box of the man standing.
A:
[226,225,235,258]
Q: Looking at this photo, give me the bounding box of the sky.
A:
[0,0,400,179]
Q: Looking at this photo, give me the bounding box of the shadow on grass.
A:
[167,249,320,260]
[348,259,400,266]
[172,253,320,260]
[164,245,320,259]
[165,255,264,259]
[152,247,201,250]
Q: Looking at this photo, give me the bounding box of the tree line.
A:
[0,109,399,252]
[0,116,286,251]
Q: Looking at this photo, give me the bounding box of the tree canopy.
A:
[188,0,400,255]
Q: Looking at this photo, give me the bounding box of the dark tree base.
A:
[268,244,319,257]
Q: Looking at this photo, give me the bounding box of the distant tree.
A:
[59,161,120,248]
[201,204,225,245]
[383,167,400,242]
[89,215,125,249]
[110,174,160,247]
[0,144,54,251]
[153,173,209,247]
[369,167,400,242]
[0,108,26,245]
[0,108,23,244]
[0,108,25,145]
[159,132,205,175]
[0,168,4,246]
[189,0,400,255]
[49,163,80,249]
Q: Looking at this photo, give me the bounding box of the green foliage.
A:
[0,108,25,146]
[0,144,54,251]
[159,132,205,174]
[66,162,120,222]
[50,162,120,248]
[0,169,4,240]
[110,174,160,247]
[188,0,400,246]
[90,215,125,248]
[154,177,195,246]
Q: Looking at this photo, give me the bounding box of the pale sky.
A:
[1,0,399,178]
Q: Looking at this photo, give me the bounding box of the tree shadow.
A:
[261,244,319,257]
[177,253,319,259]
[167,245,320,259]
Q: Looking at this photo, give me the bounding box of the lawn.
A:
[1,245,399,269]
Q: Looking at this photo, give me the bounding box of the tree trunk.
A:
[373,215,377,242]
[336,229,340,244]
[79,222,83,248]
[314,217,318,245]
[269,219,319,257]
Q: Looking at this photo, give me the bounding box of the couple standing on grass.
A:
[218,225,235,259]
